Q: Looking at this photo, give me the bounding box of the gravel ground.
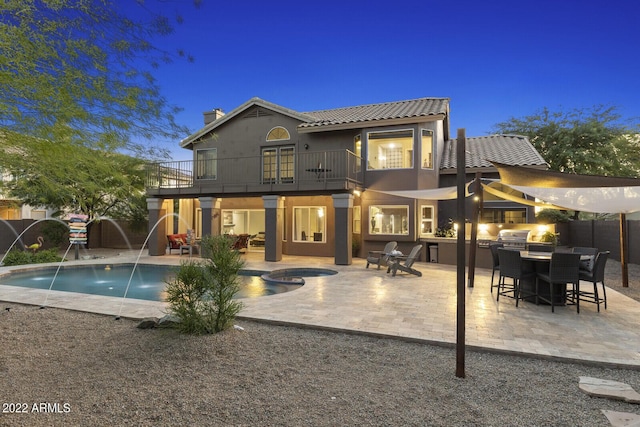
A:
[1,255,639,426]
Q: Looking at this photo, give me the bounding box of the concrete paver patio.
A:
[1,251,639,369]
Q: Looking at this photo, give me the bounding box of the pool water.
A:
[0,264,302,301]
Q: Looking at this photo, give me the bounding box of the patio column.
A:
[332,193,353,265]
[147,198,166,256]
[199,197,220,238]
[263,195,283,262]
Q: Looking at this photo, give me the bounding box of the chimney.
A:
[203,108,224,125]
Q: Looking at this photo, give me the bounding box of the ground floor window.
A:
[481,208,527,224]
[353,205,361,234]
[221,209,265,242]
[369,205,409,235]
[420,205,434,235]
[293,206,325,242]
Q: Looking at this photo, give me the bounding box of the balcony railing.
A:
[146,150,363,192]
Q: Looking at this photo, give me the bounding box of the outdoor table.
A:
[305,167,332,181]
[518,251,591,305]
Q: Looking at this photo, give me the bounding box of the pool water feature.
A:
[0,264,320,301]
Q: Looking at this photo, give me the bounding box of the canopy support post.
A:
[467,172,482,288]
[620,213,629,287]
[456,129,466,379]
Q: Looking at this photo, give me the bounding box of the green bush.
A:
[536,209,571,224]
[165,235,244,334]
[2,248,63,266]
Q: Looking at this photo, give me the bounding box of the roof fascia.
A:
[439,164,548,175]
[180,98,313,148]
[297,114,446,134]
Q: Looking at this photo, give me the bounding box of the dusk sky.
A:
[132,0,640,160]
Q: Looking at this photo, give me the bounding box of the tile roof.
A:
[440,134,547,170]
[300,97,449,129]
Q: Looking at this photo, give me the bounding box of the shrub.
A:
[536,209,571,224]
[2,248,63,266]
[165,235,244,334]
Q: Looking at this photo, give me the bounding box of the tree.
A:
[0,0,196,157]
[492,106,640,177]
[3,139,147,219]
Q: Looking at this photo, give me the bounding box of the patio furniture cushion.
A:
[167,233,188,254]
[573,247,598,272]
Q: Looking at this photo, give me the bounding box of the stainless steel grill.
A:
[496,229,531,249]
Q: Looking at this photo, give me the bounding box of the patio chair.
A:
[489,242,504,293]
[365,241,397,270]
[536,252,581,313]
[497,248,536,306]
[389,244,422,277]
[578,251,609,312]
[231,234,250,252]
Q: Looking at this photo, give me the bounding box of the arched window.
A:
[266,126,290,141]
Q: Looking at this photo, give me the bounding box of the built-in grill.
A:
[496,229,531,249]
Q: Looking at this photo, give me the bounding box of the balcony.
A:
[146,150,363,197]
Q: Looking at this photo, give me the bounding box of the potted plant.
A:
[352,234,361,257]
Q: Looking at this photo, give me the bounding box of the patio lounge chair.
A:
[365,241,397,270]
[389,244,423,277]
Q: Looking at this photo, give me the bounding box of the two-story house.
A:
[145,97,546,264]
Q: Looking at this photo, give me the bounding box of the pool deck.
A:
[1,250,640,369]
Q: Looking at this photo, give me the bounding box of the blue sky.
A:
[135,0,640,160]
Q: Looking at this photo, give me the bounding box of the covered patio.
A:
[1,251,639,368]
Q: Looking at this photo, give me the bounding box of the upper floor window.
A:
[421,129,433,169]
[266,127,290,141]
[367,129,414,170]
[196,148,217,180]
[262,146,294,184]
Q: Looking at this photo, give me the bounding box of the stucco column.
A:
[147,198,166,256]
[199,197,220,238]
[332,193,353,265]
[263,195,283,262]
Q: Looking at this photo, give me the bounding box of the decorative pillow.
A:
[171,237,184,245]
[580,255,595,272]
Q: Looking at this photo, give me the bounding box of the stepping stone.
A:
[601,410,640,427]
[579,377,640,403]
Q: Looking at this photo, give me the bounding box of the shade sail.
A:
[369,185,470,200]
[481,183,566,210]
[491,161,640,188]
[504,185,640,214]
[491,162,640,214]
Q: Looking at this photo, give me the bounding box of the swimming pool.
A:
[0,264,307,301]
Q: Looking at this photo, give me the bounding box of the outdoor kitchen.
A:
[422,223,558,268]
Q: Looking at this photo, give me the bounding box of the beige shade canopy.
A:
[491,162,640,214]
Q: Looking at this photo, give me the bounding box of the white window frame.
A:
[293,206,326,243]
[421,129,434,170]
[353,205,361,234]
[420,205,435,236]
[369,205,409,235]
[366,129,414,170]
[266,126,291,141]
